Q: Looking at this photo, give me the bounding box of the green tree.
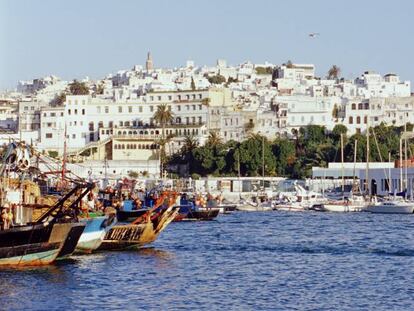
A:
[255,67,273,75]
[327,65,341,80]
[206,74,226,84]
[69,80,89,95]
[207,131,223,147]
[153,104,174,175]
[51,92,66,106]
[272,138,296,176]
[238,135,276,176]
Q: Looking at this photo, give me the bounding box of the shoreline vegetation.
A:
[167,123,414,179]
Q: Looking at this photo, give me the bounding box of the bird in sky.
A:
[308,32,320,38]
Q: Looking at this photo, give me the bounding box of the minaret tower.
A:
[146,51,154,71]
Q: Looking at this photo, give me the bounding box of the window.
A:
[51,113,56,117]
[97,107,101,113]
[358,103,363,110]
[192,105,196,110]
[82,109,85,115]
[118,106,122,113]
[68,109,71,115]
[74,109,78,115]
[72,134,76,139]
[45,133,52,138]
[199,105,202,110]
[157,96,161,101]
[352,103,356,110]
[128,106,133,113]
[349,116,353,124]
[177,106,181,111]
[150,106,154,112]
[109,121,113,128]
[89,133,94,141]
[89,122,94,131]
[364,116,367,124]
[105,106,109,113]
[150,96,154,101]
[356,116,361,124]
[168,96,172,100]
[98,121,103,128]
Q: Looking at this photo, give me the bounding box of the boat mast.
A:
[366,118,370,197]
[237,150,241,199]
[341,133,344,196]
[352,139,358,192]
[399,138,403,192]
[404,122,408,199]
[262,135,265,192]
[62,123,67,182]
[388,152,392,194]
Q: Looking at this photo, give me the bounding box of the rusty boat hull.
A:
[0,222,76,267]
[99,205,179,251]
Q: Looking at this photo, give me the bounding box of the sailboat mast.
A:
[399,138,403,192]
[404,122,408,198]
[353,139,358,192]
[341,133,344,194]
[388,152,392,194]
[62,123,67,182]
[262,135,265,191]
[366,119,370,196]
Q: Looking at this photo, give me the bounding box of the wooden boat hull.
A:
[184,209,220,220]
[76,216,116,253]
[0,222,73,266]
[99,205,179,250]
[56,222,86,259]
[116,209,150,222]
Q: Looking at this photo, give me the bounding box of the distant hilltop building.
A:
[146,52,154,71]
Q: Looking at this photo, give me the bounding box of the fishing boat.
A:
[76,214,117,253]
[175,204,220,221]
[174,194,220,220]
[0,141,92,266]
[98,191,179,250]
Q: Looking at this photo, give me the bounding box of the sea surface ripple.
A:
[1,211,414,310]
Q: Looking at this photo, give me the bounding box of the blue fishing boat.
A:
[76,215,117,253]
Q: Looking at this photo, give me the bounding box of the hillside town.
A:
[0,53,412,179]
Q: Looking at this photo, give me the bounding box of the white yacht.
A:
[364,197,414,214]
[323,195,366,212]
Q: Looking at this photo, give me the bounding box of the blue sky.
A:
[1,0,413,90]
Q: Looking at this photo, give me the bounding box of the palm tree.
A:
[153,104,174,177]
[182,135,199,154]
[207,131,223,147]
[153,104,174,138]
[327,65,341,80]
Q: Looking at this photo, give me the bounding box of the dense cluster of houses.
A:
[0,53,412,178]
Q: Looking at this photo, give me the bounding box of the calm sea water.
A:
[1,212,414,310]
